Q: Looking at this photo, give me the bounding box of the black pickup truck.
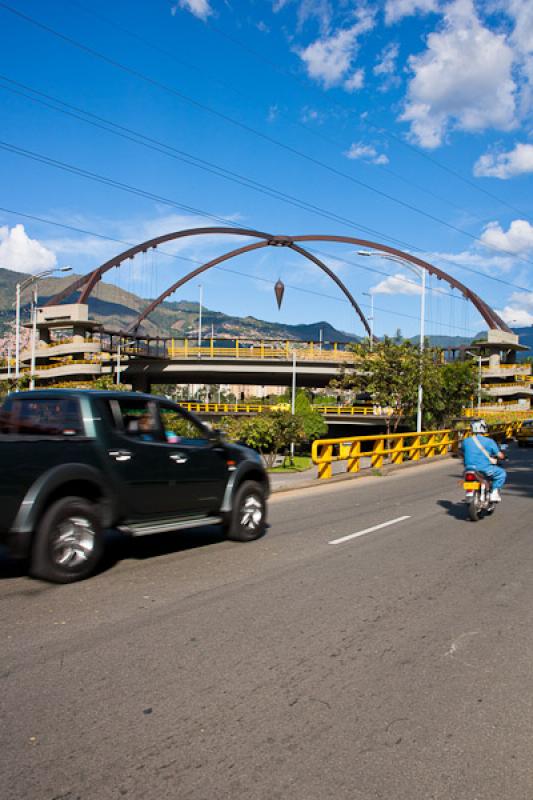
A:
[0,390,269,583]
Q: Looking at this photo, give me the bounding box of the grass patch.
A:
[268,456,313,473]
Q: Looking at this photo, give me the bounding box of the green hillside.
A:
[0,268,360,342]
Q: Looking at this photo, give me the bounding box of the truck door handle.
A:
[109,449,133,462]
[169,453,188,464]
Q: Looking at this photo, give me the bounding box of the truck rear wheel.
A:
[30,497,103,583]
[224,481,266,542]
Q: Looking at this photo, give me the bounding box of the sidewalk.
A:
[269,457,373,492]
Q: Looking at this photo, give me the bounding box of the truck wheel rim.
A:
[52,516,95,568]
[240,495,263,530]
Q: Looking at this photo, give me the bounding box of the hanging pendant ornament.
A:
[274,279,285,310]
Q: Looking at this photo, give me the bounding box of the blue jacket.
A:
[462,435,500,471]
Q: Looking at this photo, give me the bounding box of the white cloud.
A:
[345,142,389,165]
[373,42,401,91]
[425,247,515,272]
[343,68,364,92]
[373,42,399,76]
[385,0,440,25]
[473,142,533,179]
[0,224,57,274]
[499,0,533,116]
[496,289,533,326]
[371,272,422,295]
[401,0,517,148]
[297,10,375,89]
[171,0,212,21]
[480,219,533,255]
[300,106,325,123]
[267,104,279,122]
[496,305,533,326]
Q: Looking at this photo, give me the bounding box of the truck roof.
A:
[6,389,156,402]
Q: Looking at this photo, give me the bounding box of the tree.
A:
[334,337,446,432]
[437,361,478,424]
[294,390,327,441]
[91,375,130,391]
[221,411,305,468]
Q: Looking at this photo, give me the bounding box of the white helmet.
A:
[471,419,488,434]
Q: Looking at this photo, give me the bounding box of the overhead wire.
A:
[171,0,531,221]
[0,1,530,267]
[1,128,532,299]
[67,1,497,227]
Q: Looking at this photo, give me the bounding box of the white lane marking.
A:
[329,515,411,545]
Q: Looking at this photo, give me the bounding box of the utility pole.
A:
[290,349,297,461]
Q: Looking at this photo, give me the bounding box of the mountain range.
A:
[0,267,527,352]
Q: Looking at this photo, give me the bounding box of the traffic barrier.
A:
[311,422,523,480]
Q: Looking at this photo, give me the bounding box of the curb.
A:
[271,452,459,494]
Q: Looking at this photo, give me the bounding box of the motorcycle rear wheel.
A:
[468,494,481,522]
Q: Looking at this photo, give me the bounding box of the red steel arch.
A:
[45,227,510,334]
[127,240,372,336]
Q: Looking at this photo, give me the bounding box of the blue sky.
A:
[1,0,533,339]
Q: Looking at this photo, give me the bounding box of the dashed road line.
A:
[328,515,411,545]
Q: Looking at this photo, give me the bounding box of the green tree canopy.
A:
[334,338,477,431]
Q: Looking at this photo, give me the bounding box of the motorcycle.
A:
[463,444,507,522]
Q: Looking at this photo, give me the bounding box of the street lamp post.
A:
[290,349,297,461]
[362,291,374,350]
[466,350,482,412]
[29,287,38,390]
[15,266,72,385]
[358,251,426,432]
[198,283,203,349]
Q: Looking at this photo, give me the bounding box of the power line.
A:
[174,0,531,221]
[0,139,248,228]
[3,133,533,300]
[0,77,455,243]
[3,74,503,263]
[364,122,532,221]
[70,0,495,226]
[0,1,530,267]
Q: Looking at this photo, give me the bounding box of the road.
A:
[1,447,532,800]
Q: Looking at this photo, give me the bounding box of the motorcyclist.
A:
[462,419,506,502]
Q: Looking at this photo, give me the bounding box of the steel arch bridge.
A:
[46,227,510,335]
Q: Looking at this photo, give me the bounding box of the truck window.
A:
[112,399,162,443]
[159,405,209,446]
[3,397,83,436]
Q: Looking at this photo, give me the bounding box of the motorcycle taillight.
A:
[464,471,477,481]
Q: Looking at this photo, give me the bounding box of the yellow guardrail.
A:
[177,402,380,416]
[482,364,531,371]
[311,422,523,480]
[168,339,354,362]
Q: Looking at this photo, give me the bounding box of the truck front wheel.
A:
[30,497,104,583]
[224,481,267,542]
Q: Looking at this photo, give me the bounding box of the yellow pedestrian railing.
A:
[179,402,265,414]
[168,339,354,362]
[312,422,523,480]
[177,402,382,416]
[482,364,531,372]
[313,404,387,416]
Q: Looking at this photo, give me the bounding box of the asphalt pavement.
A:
[1,446,533,800]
